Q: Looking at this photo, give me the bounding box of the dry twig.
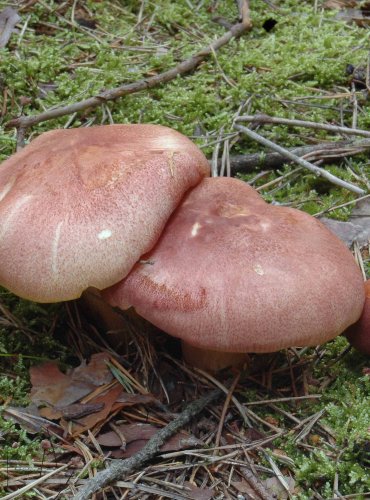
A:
[236,113,370,138]
[238,0,252,28]
[0,7,20,48]
[74,388,222,500]
[221,138,370,173]
[6,21,252,135]
[234,124,366,195]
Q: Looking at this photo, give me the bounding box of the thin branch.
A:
[221,139,370,173]
[235,113,370,138]
[234,124,366,195]
[214,372,240,449]
[238,0,252,28]
[74,388,222,500]
[0,7,21,48]
[240,467,272,500]
[16,126,26,151]
[6,21,252,132]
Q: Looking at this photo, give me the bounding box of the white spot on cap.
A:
[0,195,32,239]
[191,222,201,237]
[0,177,16,203]
[98,229,112,240]
[260,221,271,231]
[51,222,63,275]
[254,264,264,275]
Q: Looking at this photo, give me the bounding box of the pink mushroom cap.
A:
[0,124,209,302]
[103,177,365,353]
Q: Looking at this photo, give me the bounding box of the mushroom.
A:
[103,177,365,371]
[344,279,370,355]
[0,124,209,302]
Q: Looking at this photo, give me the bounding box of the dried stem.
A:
[6,22,252,132]
[238,0,252,28]
[74,388,222,500]
[221,139,370,173]
[234,124,366,195]
[236,113,370,138]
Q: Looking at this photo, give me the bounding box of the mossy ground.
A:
[0,1,369,498]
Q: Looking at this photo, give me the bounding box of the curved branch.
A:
[74,388,221,500]
[6,22,251,131]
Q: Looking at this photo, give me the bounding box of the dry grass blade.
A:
[236,113,370,138]
[0,7,20,48]
[1,464,69,500]
[214,372,240,449]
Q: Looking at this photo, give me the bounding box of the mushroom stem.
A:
[79,289,159,351]
[181,341,249,372]
[79,288,129,335]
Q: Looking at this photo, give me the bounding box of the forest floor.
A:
[0,0,369,498]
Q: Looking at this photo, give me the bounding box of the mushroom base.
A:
[181,341,249,372]
[79,288,128,332]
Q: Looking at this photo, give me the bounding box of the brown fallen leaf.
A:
[30,352,113,408]
[232,480,260,497]
[183,482,214,500]
[67,384,124,437]
[97,422,200,458]
[71,352,113,386]
[30,362,87,407]
[29,354,161,436]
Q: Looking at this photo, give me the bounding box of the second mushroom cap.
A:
[103,177,365,353]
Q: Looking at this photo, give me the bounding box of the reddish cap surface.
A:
[103,177,365,352]
[0,125,209,302]
[345,280,370,355]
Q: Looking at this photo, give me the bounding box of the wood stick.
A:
[221,139,370,173]
[74,388,222,500]
[234,124,366,195]
[236,113,370,138]
[6,21,252,132]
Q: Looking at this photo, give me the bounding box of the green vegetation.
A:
[0,1,369,498]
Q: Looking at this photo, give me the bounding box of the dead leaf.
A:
[29,354,160,436]
[67,384,124,437]
[30,362,95,408]
[71,352,113,386]
[30,352,113,408]
[320,196,370,248]
[183,482,214,500]
[0,7,21,48]
[232,480,260,497]
[3,406,63,435]
[263,476,296,500]
[97,422,200,457]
